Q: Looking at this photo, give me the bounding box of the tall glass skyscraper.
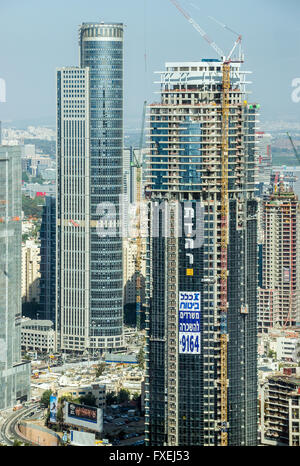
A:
[40,196,56,323]
[0,146,31,409]
[56,23,124,353]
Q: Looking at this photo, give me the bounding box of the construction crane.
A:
[169,0,243,446]
[287,132,300,164]
[208,15,241,38]
[132,100,147,330]
[282,135,298,330]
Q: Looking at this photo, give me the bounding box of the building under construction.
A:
[260,374,300,446]
[258,189,300,332]
[144,57,259,445]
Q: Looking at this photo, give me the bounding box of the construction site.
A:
[144,0,258,446]
[258,187,300,332]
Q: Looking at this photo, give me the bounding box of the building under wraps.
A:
[145,60,258,446]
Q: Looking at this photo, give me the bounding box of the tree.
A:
[22,172,29,183]
[56,405,64,427]
[95,362,106,378]
[106,391,118,406]
[136,348,145,369]
[45,408,50,427]
[40,389,52,407]
[59,395,79,404]
[268,349,276,359]
[117,389,130,405]
[132,392,140,401]
[22,194,45,218]
[79,393,96,407]
[13,439,23,446]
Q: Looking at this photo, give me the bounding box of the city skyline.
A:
[0,0,300,450]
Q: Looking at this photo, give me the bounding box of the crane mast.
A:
[169,0,225,58]
[287,132,300,164]
[134,101,147,330]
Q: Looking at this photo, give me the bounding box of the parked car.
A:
[133,440,145,446]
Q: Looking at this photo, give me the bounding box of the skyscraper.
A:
[145,60,258,446]
[56,23,125,353]
[40,196,56,322]
[258,189,300,332]
[0,146,31,409]
[256,131,272,186]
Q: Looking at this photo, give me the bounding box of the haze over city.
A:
[0,0,300,127]
[0,0,300,453]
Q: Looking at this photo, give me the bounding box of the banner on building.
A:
[49,395,58,423]
[178,291,201,355]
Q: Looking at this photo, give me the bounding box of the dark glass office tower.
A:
[145,60,258,446]
[56,23,124,353]
[40,196,56,323]
[80,23,124,350]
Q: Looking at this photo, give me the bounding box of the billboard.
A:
[64,402,103,433]
[49,395,58,423]
[179,291,201,355]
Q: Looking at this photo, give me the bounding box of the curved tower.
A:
[79,23,124,352]
[56,23,124,353]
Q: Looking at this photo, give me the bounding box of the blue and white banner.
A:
[179,291,201,355]
[49,395,58,423]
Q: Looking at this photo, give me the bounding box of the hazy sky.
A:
[0,0,299,128]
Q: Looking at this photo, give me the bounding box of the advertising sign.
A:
[179,291,201,355]
[68,402,97,423]
[64,402,103,433]
[49,395,57,423]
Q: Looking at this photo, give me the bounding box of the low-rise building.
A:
[276,336,299,361]
[58,383,106,410]
[123,238,146,306]
[258,328,300,363]
[21,239,41,303]
[21,318,55,353]
[260,374,300,446]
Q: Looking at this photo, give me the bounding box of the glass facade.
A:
[79,24,124,342]
[56,24,124,352]
[0,146,31,409]
[40,196,56,323]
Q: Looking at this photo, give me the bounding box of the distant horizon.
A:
[1,0,300,126]
[2,115,300,133]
